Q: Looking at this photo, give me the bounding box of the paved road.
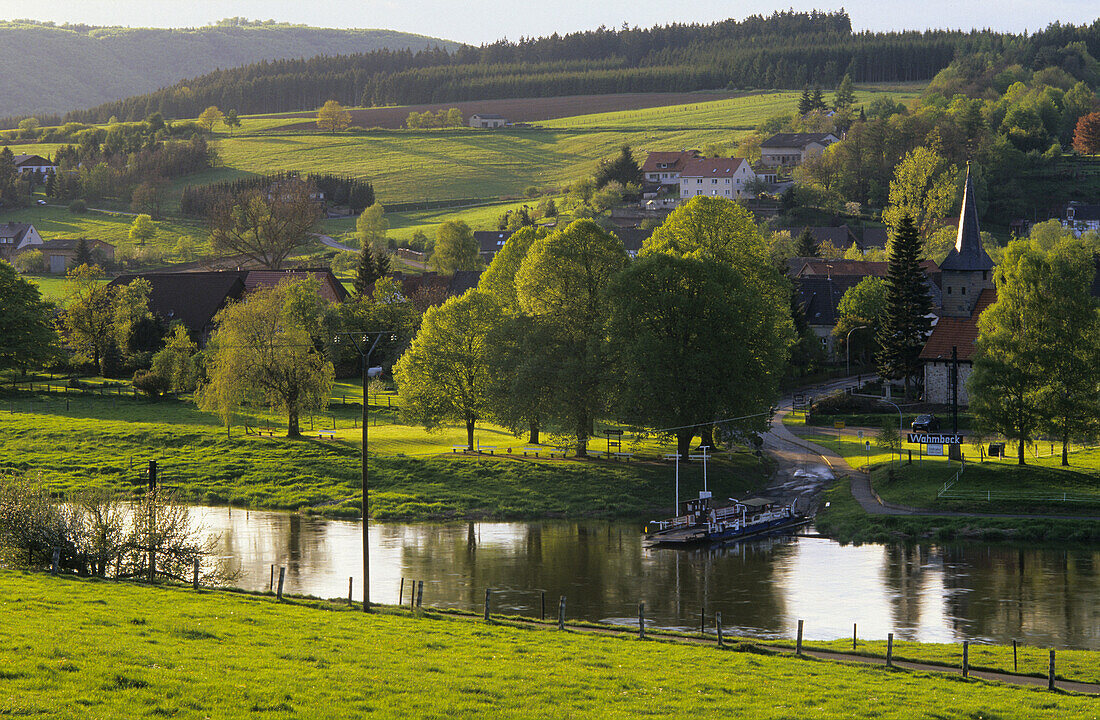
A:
[315,233,356,252]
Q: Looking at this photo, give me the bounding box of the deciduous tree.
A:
[0,260,59,373]
[1073,111,1100,154]
[128,214,156,247]
[429,220,480,274]
[394,290,499,450]
[881,146,959,238]
[833,275,886,365]
[198,277,334,437]
[60,264,114,368]
[197,106,224,132]
[209,178,323,269]
[316,100,351,134]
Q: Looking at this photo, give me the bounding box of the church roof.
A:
[940,164,994,272]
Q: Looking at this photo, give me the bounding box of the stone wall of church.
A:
[924,359,972,405]
[940,269,993,317]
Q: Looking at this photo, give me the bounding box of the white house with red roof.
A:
[641,150,700,186]
[678,157,759,202]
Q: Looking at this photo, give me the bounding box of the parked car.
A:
[36,199,46,205]
[911,414,940,432]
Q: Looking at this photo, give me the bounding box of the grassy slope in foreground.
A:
[0,390,768,519]
[0,570,1095,719]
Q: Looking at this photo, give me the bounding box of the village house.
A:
[29,238,115,274]
[474,231,511,263]
[641,150,700,186]
[13,154,57,175]
[1062,202,1100,237]
[469,114,507,129]
[920,167,996,406]
[0,222,43,260]
[678,157,759,202]
[107,268,348,345]
[759,132,839,167]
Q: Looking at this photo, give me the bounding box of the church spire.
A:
[940,162,993,272]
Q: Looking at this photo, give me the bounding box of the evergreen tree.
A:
[352,244,377,297]
[797,86,814,115]
[833,73,855,110]
[795,228,819,257]
[875,214,932,396]
[73,238,93,267]
[594,144,642,188]
[44,169,56,197]
[810,85,827,112]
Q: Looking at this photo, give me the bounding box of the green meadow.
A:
[0,570,1095,720]
[0,384,767,519]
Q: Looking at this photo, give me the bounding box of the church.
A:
[920,165,996,405]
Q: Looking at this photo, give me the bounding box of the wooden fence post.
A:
[638,602,645,639]
[1049,650,1056,691]
[269,564,274,592]
[541,592,545,621]
[700,605,705,636]
[716,612,724,648]
[1013,640,1018,673]
[409,581,415,609]
[192,559,200,590]
[558,595,566,630]
[853,623,857,650]
[399,577,404,606]
[416,580,424,608]
[886,633,894,667]
[796,619,804,655]
[962,641,969,677]
[276,567,285,602]
[348,577,353,606]
[484,588,491,622]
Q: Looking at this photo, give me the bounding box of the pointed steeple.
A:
[940,163,994,272]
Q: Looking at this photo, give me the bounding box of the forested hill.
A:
[55,12,1100,125]
[0,20,458,117]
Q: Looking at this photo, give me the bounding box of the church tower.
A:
[939,164,994,318]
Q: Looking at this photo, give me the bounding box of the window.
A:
[946,287,952,294]
[711,179,718,184]
[961,286,966,295]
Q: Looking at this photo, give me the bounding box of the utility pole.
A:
[950,345,961,461]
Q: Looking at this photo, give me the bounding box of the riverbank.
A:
[0,390,771,520]
[1,569,1096,718]
[775,411,1100,543]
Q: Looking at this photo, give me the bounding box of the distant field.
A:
[262,91,747,130]
[211,85,923,204]
[0,204,210,257]
[321,197,556,243]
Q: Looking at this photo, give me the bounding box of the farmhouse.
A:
[469,114,507,129]
[1062,202,1100,237]
[920,167,996,406]
[474,231,511,262]
[107,268,347,345]
[31,238,115,274]
[641,150,700,185]
[678,157,759,201]
[759,132,839,167]
[12,154,57,175]
[0,222,43,260]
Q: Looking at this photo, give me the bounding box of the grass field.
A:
[1,570,1095,719]
[0,384,768,519]
[0,203,211,257]
[209,85,924,205]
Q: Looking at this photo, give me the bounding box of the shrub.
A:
[132,369,170,399]
[12,250,45,274]
[810,391,882,415]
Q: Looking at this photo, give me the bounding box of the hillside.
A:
[0,20,458,118]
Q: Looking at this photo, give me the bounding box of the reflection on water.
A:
[198,507,1100,649]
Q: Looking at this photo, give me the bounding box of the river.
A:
[197,507,1100,650]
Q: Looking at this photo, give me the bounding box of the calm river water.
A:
[198,507,1100,650]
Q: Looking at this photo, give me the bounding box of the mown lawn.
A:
[0,569,1095,719]
[0,387,769,520]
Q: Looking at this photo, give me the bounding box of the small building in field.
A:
[920,166,996,406]
[469,114,507,129]
[759,132,839,167]
[32,238,115,274]
[1062,202,1100,237]
[13,154,57,175]
[641,150,700,186]
[0,222,43,260]
[678,157,759,202]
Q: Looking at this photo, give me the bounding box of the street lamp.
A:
[845,325,869,377]
[333,330,394,612]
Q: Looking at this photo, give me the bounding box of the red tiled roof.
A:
[678,157,750,177]
[244,269,348,302]
[794,259,939,279]
[641,151,699,174]
[919,288,996,361]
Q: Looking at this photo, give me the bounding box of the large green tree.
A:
[875,214,932,396]
[354,203,388,250]
[429,220,480,274]
[594,144,642,188]
[834,276,886,366]
[881,146,959,238]
[198,277,334,437]
[608,253,792,459]
[0,260,59,373]
[394,290,499,450]
[515,219,629,456]
[60,264,115,368]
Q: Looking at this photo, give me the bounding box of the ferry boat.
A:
[644,492,810,546]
